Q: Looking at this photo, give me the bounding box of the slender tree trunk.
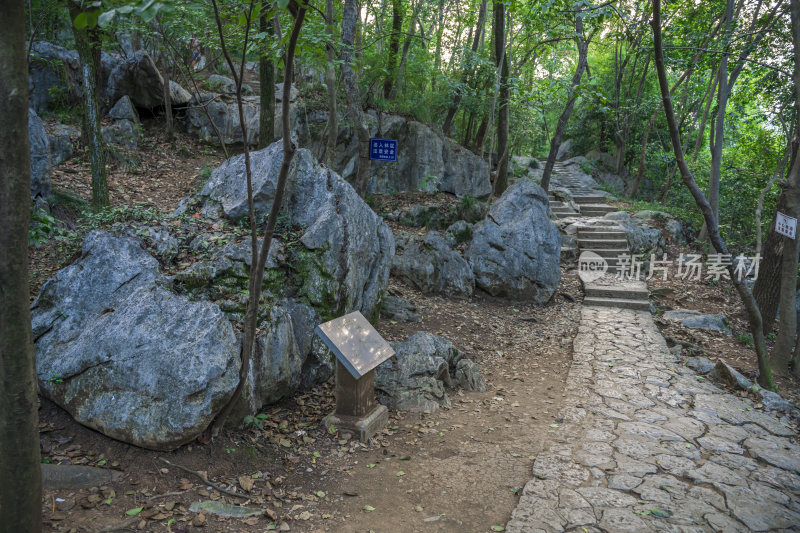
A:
[708,0,733,222]
[540,15,588,193]
[692,67,719,163]
[432,0,445,90]
[258,10,276,149]
[492,1,510,196]
[442,0,487,135]
[211,1,307,433]
[473,112,488,153]
[160,56,173,140]
[383,0,403,99]
[342,0,371,197]
[0,2,42,530]
[652,0,775,391]
[69,0,108,211]
[324,0,338,166]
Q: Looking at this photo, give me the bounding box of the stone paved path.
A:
[507,306,800,532]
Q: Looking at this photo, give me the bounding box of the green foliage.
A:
[460,194,476,211]
[29,206,72,247]
[736,333,754,349]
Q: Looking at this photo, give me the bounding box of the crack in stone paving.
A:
[506,306,800,532]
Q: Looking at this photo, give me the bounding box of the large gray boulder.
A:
[169,80,192,105]
[603,211,665,254]
[392,231,474,298]
[108,95,140,123]
[32,231,241,450]
[102,119,138,150]
[29,108,51,199]
[307,111,491,198]
[465,180,561,302]
[375,332,484,412]
[185,94,302,145]
[185,93,259,145]
[28,42,81,112]
[105,50,164,109]
[199,140,394,324]
[48,123,80,166]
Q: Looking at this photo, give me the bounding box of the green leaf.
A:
[72,11,88,30]
[104,497,113,505]
[125,507,143,516]
[277,0,290,8]
[491,527,505,531]
[363,505,375,512]
[366,463,376,468]
[316,490,326,498]
[396,471,405,476]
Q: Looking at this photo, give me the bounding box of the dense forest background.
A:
[25,0,793,251]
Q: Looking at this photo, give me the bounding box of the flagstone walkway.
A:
[506,304,800,532]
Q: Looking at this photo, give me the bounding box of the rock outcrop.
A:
[375,332,485,412]
[306,111,492,199]
[32,232,241,450]
[32,143,395,449]
[392,232,474,298]
[466,180,561,303]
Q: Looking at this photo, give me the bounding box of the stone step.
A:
[574,195,607,204]
[555,212,579,219]
[583,248,630,258]
[578,226,628,237]
[576,225,623,232]
[581,210,616,218]
[577,239,628,249]
[580,204,616,212]
[583,296,651,311]
[585,285,649,300]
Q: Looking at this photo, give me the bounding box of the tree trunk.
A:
[771,0,800,374]
[382,0,402,99]
[342,0,371,197]
[324,0,338,166]
[492,1,509,196]
[69,1,108,211]
[0,1,42,530]
[707,0,733,223]
[442,0,487,135]
[754,192,789,335]
[390,5,418,101]
[211,1,307,434]
[540,14,588,193]
[473,112,488,153]
[161,56,173,140]
[432,0,445,90]
[651,0,776,391]
[258,11,275,148]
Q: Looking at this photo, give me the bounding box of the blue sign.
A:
[369,138,398,162]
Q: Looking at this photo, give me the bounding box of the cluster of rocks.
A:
[303,111,493,199]
[375,332,485,412]
[32,142,394,450]
[392,179,562,304]
[29,40,494,205]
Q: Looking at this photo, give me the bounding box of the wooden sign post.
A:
[314,311,394,442]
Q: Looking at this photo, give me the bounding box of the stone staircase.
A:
[545,160,650,311]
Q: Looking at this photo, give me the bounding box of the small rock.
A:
[709,360,752,390]
[684,356,716,375]
[380,295,421,322]
[663,310,731,335]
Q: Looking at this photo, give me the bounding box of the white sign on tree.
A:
[776,212,797,240]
